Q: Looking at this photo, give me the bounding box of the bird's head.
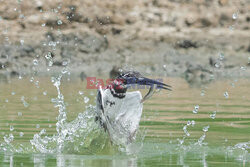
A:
[110,71,171,101]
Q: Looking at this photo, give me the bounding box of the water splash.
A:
[232,13,238,20]
[21,96,29,108]
[196,125,209,146]
[193,105,199,114]
[29,73,115,154]
[210,111,216,119]
[224,92,229,98]
[9,126,14,132]
[78,91,84,95]
[234,142,250,151]
[84,96,89,104]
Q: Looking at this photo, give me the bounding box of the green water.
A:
[0,77,249,166]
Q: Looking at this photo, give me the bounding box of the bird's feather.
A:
[96,88,143,145]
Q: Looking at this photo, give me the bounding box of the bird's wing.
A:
[96,88,114,142]
[97,89,143,145]
[97,89,104,113]
[104,91,143,145]
[96,88,108,131]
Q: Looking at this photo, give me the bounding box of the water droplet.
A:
[84,97,89,103]
[19,14,24,19]
[21,96,29,107]
[48,61,53,67]
[57,20,62,25]
[33,59,38,66]
[20,39,24,45]
[183,125,190,136]
[231,82,235,87]
[240,66,246,71]
[219,53,224,60]
[4,134,14,143]
[210,111,216,119]
[61,67,69,74]
[177,138,184,145]
[197,134,206,146]
[18,112,22,117]
[19,132,24,137]
[193,105,199,114]
[191,120,195,127]
[203,125,209,132]
[214,62,220,68]
[232,13,238,20]
[30,77,34,82]
[23,101,29,107]
[10,125,14,131]
[78,91,84,95]
[62,59,70,66]
[200,90,205,96]
[45,52,52,59]
[35,80,39,88]
[229,25,235,30]
[224,92,229,98]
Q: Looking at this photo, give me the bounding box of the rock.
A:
[185,17,197,27]
[35,0,43,10]
[219,13,230,26]
[77,33,108,53]
[176,40,198,49]
[43,12,64,27]
[218,0,228,6]
[184,64,213,85]
[152,0,170,8]
[209,57,216,67]
[0,4,19,20]
[110,15,126,25]
[18,45,35,57]
[111,27,122,35]
[246,16,250,22]
[199,18,212,27]
[96,16,112,25]
[10,70,19,77]
[65,8,82,22]
[26,14,42,24]
[53,61,63,66]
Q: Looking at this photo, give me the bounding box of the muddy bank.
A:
[0,0,249,85]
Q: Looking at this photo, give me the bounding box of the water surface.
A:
[0,77,249,166]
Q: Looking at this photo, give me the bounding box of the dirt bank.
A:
[0,0,249,85]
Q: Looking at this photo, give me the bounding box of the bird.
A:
[95,70,171,145]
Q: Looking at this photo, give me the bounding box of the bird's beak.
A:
[126,77,172,91]
[125,77,171,103]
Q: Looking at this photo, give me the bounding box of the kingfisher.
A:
[95,71,171,145]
